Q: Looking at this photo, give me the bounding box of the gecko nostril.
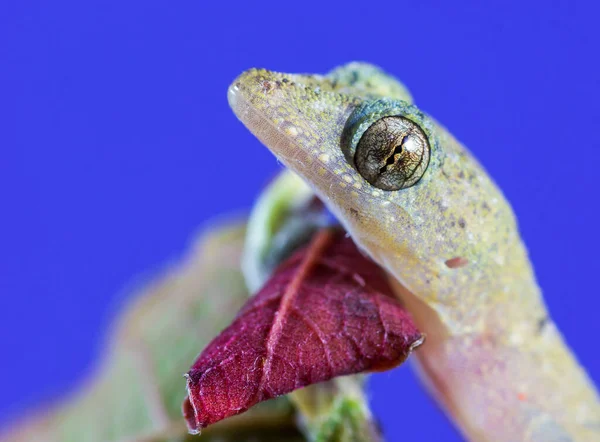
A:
[260,80,274,93]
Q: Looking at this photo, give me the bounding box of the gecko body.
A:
[229,63,600,441]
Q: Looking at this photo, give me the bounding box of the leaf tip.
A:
[182,379,203,435]
[410,333,426,352]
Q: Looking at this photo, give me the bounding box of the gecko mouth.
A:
[227,78,319,180]
[228,70,359,191]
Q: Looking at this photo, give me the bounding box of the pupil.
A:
[379,136,407,174]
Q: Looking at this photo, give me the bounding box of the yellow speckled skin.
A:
[228,63,600,441]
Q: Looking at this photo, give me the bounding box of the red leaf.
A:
[182,229,423,433]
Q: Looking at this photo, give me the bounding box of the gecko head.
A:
[228,63,521,333]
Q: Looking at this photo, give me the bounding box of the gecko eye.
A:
[354,116,430,191]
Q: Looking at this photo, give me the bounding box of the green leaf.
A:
[1,222,296,442]
[293,378,382,442]
[243,170,314,292]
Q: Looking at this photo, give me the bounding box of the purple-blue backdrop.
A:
[2,1,599,440]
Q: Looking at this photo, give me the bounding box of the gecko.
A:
[227,63,600,441]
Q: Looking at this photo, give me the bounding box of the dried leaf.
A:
[184,229,423,432]
[243,170,384,442]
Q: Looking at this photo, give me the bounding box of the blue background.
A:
[2,1,599,440]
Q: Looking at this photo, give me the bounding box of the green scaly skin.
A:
[228,63,600,441]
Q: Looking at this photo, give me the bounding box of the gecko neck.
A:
[390,273,600,442]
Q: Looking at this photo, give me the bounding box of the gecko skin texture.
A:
[228,63,600,441]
